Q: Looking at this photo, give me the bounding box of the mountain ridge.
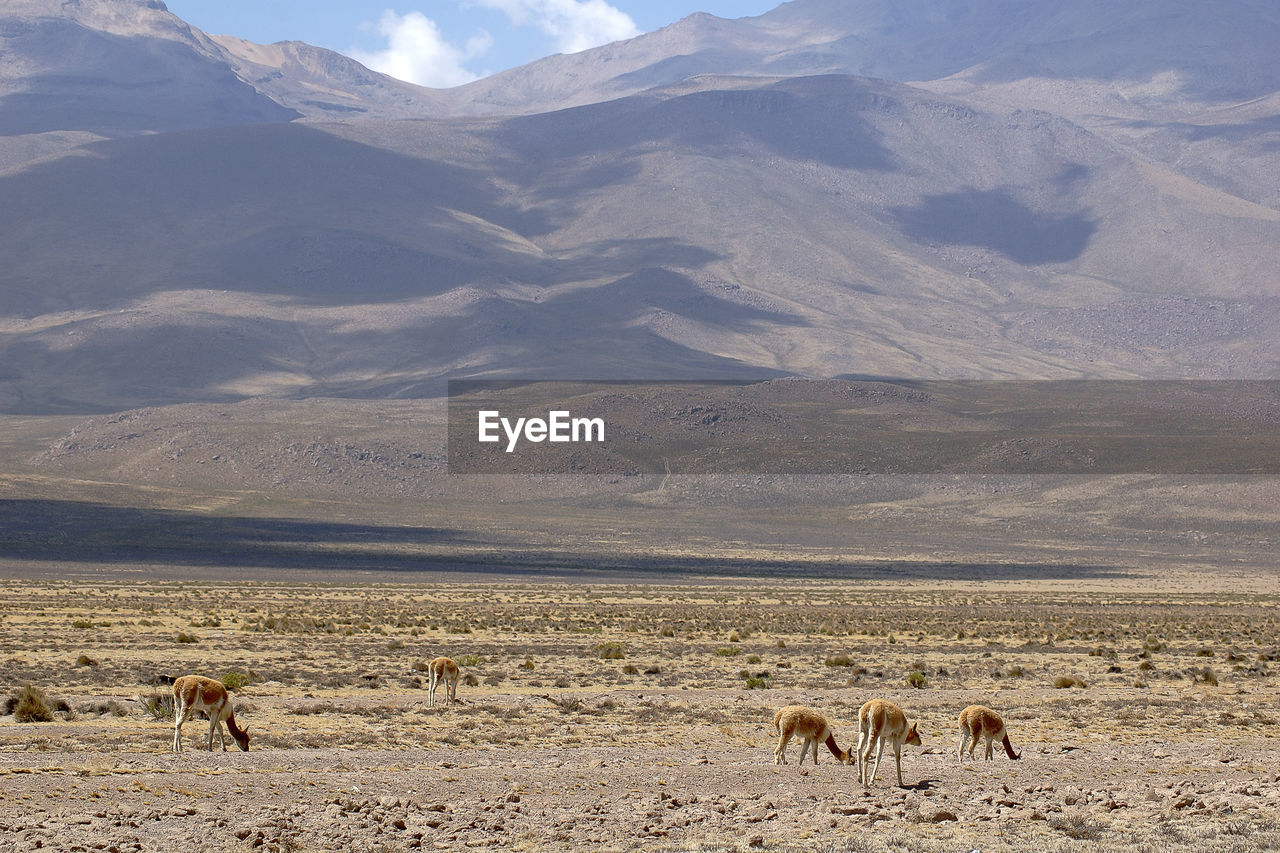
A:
[0,0,1277,415]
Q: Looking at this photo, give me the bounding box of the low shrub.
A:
[14,685,55,723]
[594,643,626,660]
[221,670,251,692]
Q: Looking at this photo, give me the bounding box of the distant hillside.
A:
[0,0,1277,415]
[444,0,1280,114]
[0,0,440,155]
[440,0,1280,207]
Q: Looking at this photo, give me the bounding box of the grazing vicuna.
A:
[171,675,249,753]
[958,704,1021,763]
[772,705,853,765]
[427,656,461,706]
[856,698,921,787]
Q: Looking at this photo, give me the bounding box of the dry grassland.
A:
[1,572,1278,851]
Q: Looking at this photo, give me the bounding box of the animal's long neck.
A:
[824,733,848,762]
[225,711,245,740]
[1002,733,1020,760]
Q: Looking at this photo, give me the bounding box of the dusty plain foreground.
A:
[1,571,1279,853]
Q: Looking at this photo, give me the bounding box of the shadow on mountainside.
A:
[891,188,1097,265]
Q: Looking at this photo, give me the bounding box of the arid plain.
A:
[2,570,1279,852]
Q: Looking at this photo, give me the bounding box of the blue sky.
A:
[164,1,782,88]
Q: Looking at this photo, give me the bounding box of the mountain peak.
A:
[0,0,297,137]
[8,0,178,36]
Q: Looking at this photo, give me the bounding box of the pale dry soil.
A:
[1,575,1278,852]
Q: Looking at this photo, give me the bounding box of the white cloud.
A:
[351,11,491,88]
[474,0,641,54]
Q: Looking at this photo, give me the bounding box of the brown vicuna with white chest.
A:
[772,705,853,765]
[171,675,249,753]
[958,704,1020,763]
[427,657,461,706]
[856,698,922,787]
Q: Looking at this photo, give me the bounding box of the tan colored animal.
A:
[771,705,853,765]
[856,698,922,787]
[958,704,1021,763]
[171,675,249,753]
[427,656,461,706]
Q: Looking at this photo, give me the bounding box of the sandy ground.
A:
[2,574,1279,851]
[2,737,1280,853]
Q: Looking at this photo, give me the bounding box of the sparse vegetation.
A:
[0,574,1277,851]
[13,685,56,722]
[221,670,251,692]
[142,692,175,721]
[594,642,626,660]
[1050,813,1107,840]
[1192,667,1219,686]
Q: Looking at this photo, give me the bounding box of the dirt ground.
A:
[1,569,1279,852]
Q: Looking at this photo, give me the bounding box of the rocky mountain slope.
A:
[0,0,1276,414]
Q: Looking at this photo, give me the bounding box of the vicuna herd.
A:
[169,656,466,753]
[167,656,1018,788]
[774,700,1020,787]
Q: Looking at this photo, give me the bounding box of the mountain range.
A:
[1,0,1278,414]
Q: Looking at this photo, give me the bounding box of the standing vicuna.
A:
[171,675,249,753]
[856,698,922,787]
[772,705,854,765]
[427,656,461,706]
[958,704,1021,763]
